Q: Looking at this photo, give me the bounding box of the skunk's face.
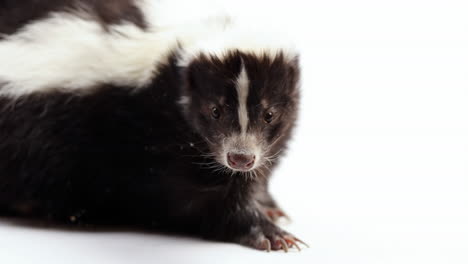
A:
[180,51,300,174]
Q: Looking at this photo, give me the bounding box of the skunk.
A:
[0,0,303,251]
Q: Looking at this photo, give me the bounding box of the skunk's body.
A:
[0,0,302,251]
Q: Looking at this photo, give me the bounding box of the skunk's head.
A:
[179,50,300,175]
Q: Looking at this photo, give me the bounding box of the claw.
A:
[285,237,301,251]
[241,224,306,252]
[294,237,309,248]
[264,239,271,252]
[279,239,289,253]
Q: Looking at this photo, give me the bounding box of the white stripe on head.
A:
[236,62,249,135]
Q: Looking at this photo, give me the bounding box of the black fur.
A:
[0,50,301,250]
[0,0,146,37]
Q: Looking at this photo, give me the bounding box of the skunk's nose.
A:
[227,152,255,170]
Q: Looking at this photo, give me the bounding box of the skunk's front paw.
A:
[239,224,308,252]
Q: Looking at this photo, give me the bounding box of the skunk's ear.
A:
[185,62,208,93]
[177,55,215,111]
[181,54,211,95]
[183,52,243,93]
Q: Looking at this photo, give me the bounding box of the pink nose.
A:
[227,152,255,170]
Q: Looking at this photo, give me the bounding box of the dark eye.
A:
[264,111,274,123]
[211,107,220,119]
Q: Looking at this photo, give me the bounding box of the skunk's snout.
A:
[220,134,262,172]
[227,152,256,171]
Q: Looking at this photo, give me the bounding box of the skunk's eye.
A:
[211,107,220,119]
[264,111,274,123]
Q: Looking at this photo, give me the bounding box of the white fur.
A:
[0,12,178,97]
[176,21,298,67]
[177,95,191,106]
[236,63,250,135]
[0,0,297,97]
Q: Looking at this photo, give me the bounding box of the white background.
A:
[1,0,467,263]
